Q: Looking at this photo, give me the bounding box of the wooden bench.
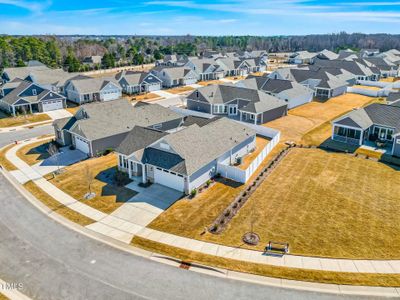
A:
[265,241,289,255]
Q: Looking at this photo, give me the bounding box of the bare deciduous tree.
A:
[47,143,60,174]
[84,163,95,197]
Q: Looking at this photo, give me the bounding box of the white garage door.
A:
[102,91,119,102]
[74,136,90,155]
[42,100,64,112]
[154,168,185,192]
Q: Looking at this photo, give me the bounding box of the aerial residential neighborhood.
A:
[2,1,400,300]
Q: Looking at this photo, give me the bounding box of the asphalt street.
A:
[0,125,54,148]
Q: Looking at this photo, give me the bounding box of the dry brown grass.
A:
[380,77,395,83]
[197,80,225,86]
[225,75,246,81]
[165,86,195,94]
[24,181,95,226]
[0,113,51,128]
[16,138,53,166]
[0,293,9,300]
[131,93,161,101]
[0,144,17,171]
[45,154,137,214]
[203,148,400,259]
[151,147,400,259]
[266,93,379,144]
[149,143,286,239]
[132,236,400,287]
[66,106,80,115]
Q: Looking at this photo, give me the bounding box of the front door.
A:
[228,105,238,116]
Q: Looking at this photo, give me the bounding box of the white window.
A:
[32,89,37,96]
[153,123,162,129]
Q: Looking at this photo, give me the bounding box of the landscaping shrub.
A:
[191,189,197,197]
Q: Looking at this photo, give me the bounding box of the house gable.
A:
[41,91,65,101]
[142,73,162,85]
[101,82,121,92]
[14,98,31,105]
[19,83,45,97]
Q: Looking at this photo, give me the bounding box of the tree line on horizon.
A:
[1,32,400,72]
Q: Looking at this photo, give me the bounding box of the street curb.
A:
[1,169,400,298]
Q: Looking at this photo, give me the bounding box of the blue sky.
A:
[1,0,400,35]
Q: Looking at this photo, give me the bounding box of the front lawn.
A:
[24,181,95,226]
[16,139,54,166]
[165,86,195,94]
[45,154,137,214]
[208,148,400,259]
[150,147,400,259]
[0,113,51,128]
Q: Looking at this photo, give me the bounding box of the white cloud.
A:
[0,0,51,13]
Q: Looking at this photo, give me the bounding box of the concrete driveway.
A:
[85,178,183,243]
[45,109,72,120]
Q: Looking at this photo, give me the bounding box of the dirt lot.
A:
[265,93,380,145]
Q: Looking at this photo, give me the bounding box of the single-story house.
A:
[1,64,79,93]
[270,67,349,99]
[155,54,188,67]
[82,56,103,66]
[151,66,198,87]
[216,58,252,77]
[289,51,317,64]
[0,80,66,116]
[237,76,313,109]
[116,71,162,94]
[186,84,287,124]
[317,49,339,60]
[364,57,399,78]
[65,77,122,104]
[53,99,184,156]
[331,103,400,156]
[184,58,225,81]
[116,117,257,193]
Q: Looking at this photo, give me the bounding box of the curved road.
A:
[0,125,53,148]
[0,129,384,300]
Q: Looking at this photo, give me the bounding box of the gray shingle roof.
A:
[333,103,400,134]
[115,126,168,156]
[68,99,183,141]
[68,77,121,94]
[2,65,79,88]
[144,117,256,176]
[152,66,194,79]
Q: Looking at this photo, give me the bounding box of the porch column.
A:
[12,106,16,117]
[127,160,132,178]
[358,130,363,146]
[239,111,242,122]
[29,104,32,114]
[141,163,146,183]
[254,114,257,125]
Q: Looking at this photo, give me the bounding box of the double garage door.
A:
[154,168,185,192]
[42,99,64,112]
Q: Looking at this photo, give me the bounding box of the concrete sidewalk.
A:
[4,139,400,275]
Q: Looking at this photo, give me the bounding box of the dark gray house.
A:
[332,103,400,157]
[53,99,184,157]
[186,84,288,124]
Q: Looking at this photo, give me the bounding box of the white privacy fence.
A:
[356,80,390,88]
[217,123,281,184]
